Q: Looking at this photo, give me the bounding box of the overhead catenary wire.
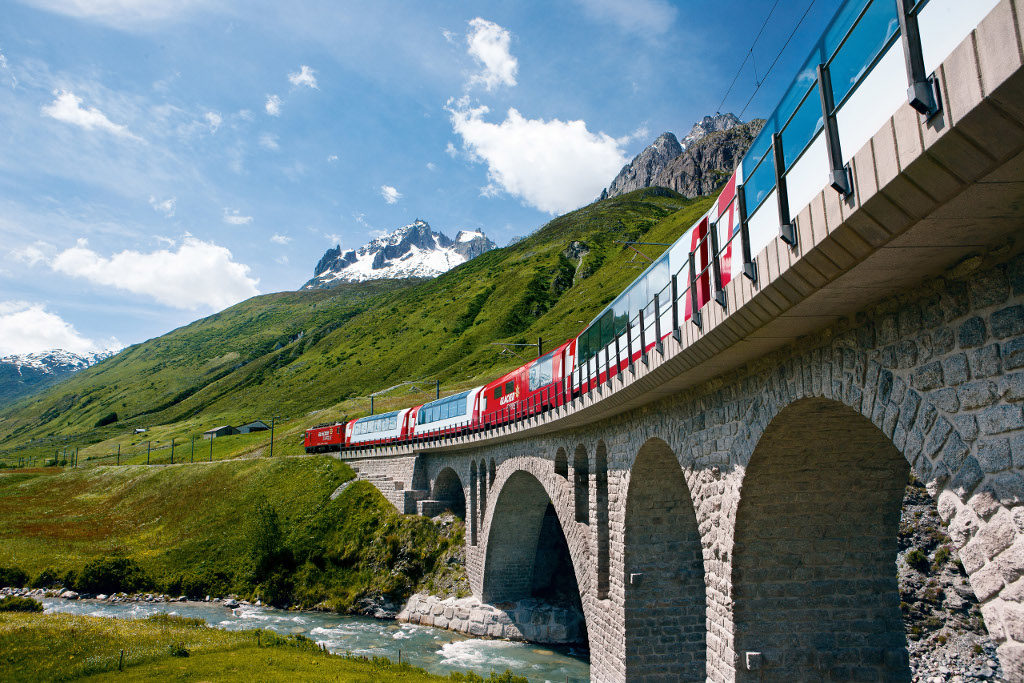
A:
[737,0,818,120]
[715,0,783,114]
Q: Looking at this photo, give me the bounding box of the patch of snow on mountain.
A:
[303,220,495,289]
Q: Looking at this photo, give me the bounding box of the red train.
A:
[304,181,740,454]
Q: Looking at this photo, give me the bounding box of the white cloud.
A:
[270,233,291,245]
[327,154,338,162]
[288,65,318,89]
[16,0,203,29]
[238,108,253,121]
[447,102,628,214]
[50,237,259,311]
[465,18,517,91]
[42,90,142,140]
[223,208,252,225]
[442,29,457,44]
[380,185,402,204]
[570,0,677,36]
[204,111,222,133]
[265,94,282,116]
[0,301,109,355]
[148,195,175,217]
[426,162,437,171]
[259,132,279,150]
[10,242,52,266]
[445,141,458,158]
[0,47,14,88]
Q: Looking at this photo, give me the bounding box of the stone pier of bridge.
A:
[342,2,1024,680]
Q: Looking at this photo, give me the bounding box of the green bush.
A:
[0,595,43,612]
[31,568,61,589]
[0,566,29,588]
[168,642,190,657]
[76,557,151,594]
[94,411,119,427]
[905,548,930,573]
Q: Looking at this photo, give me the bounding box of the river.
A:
[41,597,590,682]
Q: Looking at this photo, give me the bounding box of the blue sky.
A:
[0,0,839,355]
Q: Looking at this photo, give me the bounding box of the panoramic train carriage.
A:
[303,422,348,453]
[481,338,575,427]
[572,180,741,392]
[410,387,485,439]
[348,408,413,447]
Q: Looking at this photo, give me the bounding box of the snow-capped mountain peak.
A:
[0,348,114,375]
[302,219,495,289]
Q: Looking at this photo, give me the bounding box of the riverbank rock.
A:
[397,593,584,644]
[59,590,79,600]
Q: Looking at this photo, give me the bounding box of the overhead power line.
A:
[716,0,783,114]
[737,0,818,120]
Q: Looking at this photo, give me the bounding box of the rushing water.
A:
[41,598,590,682]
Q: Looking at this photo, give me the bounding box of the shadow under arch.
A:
[481,470,585,619]
[431,467,466,521]
[623,437,706,681]
[733,397,910,682]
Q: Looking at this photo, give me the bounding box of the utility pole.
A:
[147,440,151,465]
[370,395,374,415]
[190,436,195,463]
[170,437,175,464]
[269,417,280,458]
[209,435,213,462]
[116,444,120,465]
[436,379,440,399]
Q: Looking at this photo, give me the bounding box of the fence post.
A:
[688,250,702,330]
[771,132,797,246]
[654,293,663,355]
[736,184,757,282]
[671,274,681,341]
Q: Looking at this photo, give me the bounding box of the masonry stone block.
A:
[959,316,987,348]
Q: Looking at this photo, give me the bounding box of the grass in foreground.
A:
[0,612,525,682]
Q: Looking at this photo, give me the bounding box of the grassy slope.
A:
[0,189,713,464]
[0,458,467,610]
[0,612,519,682]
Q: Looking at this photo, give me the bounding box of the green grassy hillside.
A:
[0,458,466,610]
[0,188,713,460]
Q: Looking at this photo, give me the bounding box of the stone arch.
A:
[623,437,706,681]
[488,458,496,487]
[573,444,589,523]
[554,447,568,479]
[595,440,609,600]
[732,397,910,681]
[469,462,478,546]
[431,467,466,521]
[481,469,585,610]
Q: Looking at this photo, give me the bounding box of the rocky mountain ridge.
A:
[0,349,115,407]
[303,220,495,289]
[602,112,762,201]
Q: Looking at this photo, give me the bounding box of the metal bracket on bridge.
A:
[708,219,727,309]
[771,132,797,248]
[816,63,853,198]
[670,273,682,342]
[736,184,757,283]
[897,0,942,119]
[688,251,702,331]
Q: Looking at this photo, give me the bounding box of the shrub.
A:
[0,596,43,612]
[905,548,930,573]
[0,566,29,588]
[76,557,150,594]
[94,411,119,427]
[168,642,190,657]
[30,568,61,589]
[933,545,951,570]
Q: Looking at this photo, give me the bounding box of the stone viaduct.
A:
[342,2,1024,680]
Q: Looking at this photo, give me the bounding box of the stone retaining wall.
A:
[396,593,584,644]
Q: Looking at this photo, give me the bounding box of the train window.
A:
[505,380,515,395]
[493,386,502,399]
[528,353,554,391]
